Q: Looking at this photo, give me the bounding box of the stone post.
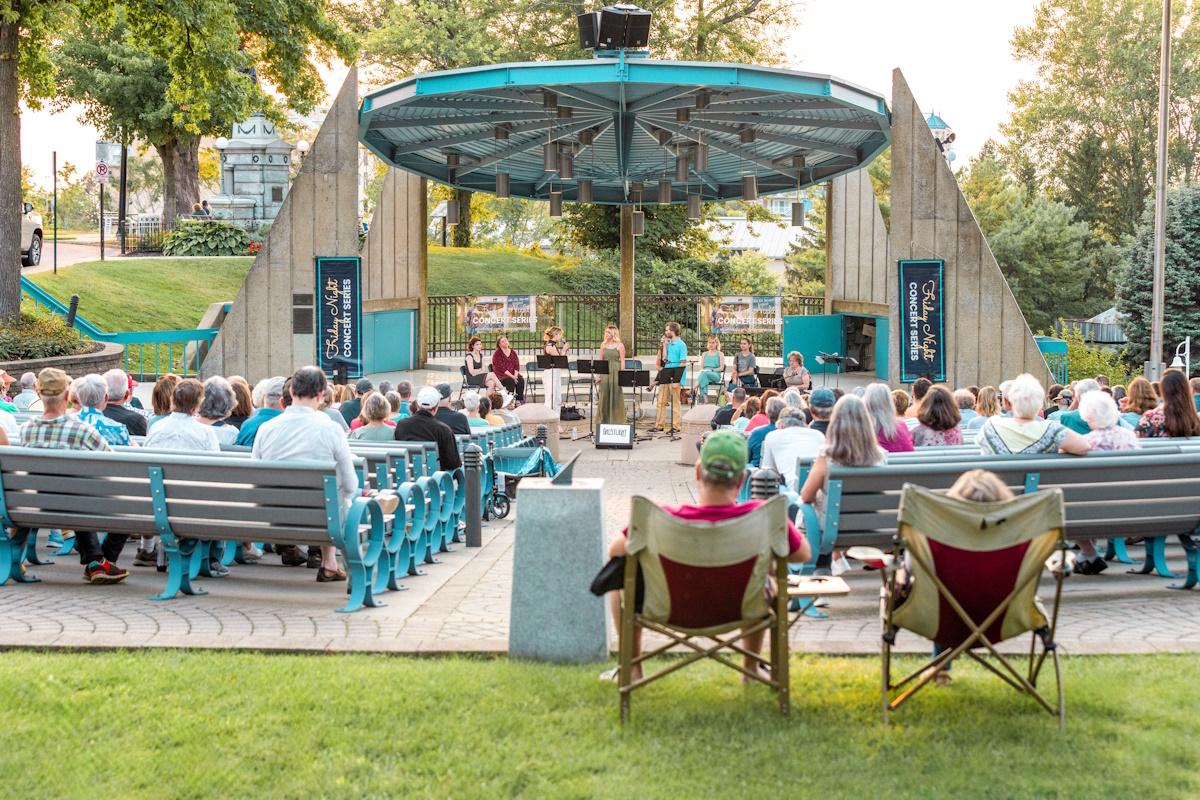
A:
[463,445,483,547]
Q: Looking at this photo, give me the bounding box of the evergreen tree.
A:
[1116,184,1200,367]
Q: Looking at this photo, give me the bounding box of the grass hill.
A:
[427,246,566,295]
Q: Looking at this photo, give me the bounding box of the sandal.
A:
[316,567,347,582]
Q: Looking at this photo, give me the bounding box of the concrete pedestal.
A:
[516,402,560,460]
[680,403,717,465]
[509,476,607,663]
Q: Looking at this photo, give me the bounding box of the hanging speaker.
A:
[695,89,710,110]
[676,108,690,123]
[559,151,574,180]
[742,175,758,201]
[495,172,510,198]
[557,106,573,119]
[445,152,459,167]
[791,201,804,227]
[695,142,708,172]
[446,199,459,226]
[579,128,595,146]
[739,128,756,144]
[675,153,689,182]
[543,142,558,173]
[631,210,645,236]
[657,179,671,205]
[577,179,593,204]
[688,193,701,220]
[577,11,600,48]
[494,125,509,141]
[656,129,671,146]
[549,191,563,217]
[543,90,557,110]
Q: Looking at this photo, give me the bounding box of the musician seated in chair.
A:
[728,338,759,390]
[464,337,503,393]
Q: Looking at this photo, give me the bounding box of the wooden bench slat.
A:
[5,510,158,535]
[162,500,329,527]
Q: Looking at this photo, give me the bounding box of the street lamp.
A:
[296,139,310,159]
[1169,336,1191,376]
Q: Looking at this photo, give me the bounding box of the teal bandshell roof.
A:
[359,56,891,205]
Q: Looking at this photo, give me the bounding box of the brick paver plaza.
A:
[3,437,1199,656]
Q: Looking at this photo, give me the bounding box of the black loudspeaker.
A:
[577,12,599,49]
[623,7,651,48]
[596,7,627,50]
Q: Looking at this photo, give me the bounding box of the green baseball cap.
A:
[699,430,748,481]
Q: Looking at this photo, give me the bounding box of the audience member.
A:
[394,386,462,470]
[1120,376,1157,427]
[226,377,254,428]
[394,382,414,421]
[977,373,1089,455]
[12,371,37,410]
[339,379,373,425]
[148,374,181,428]
[76,374,132,446]
[747,396,787,467]
[102,368,148,436]
[965,386,1000,432]
[953,389,978,426]
[912,386,963,446]
[197,376,239,447]
[145,378,220,451]
[865,382,914,453]
[433,383,470,434]
[807,387,836,435]
[253,367,356,581]
[321,385,351,432]
[1070,390,1141,575]
[711,387,747,428]
[761,407,826,487]
[1135,370,1200,438]
[1053,379,1100,434]
[463,391,491,428]
[488,390,518,425]
[731,396,759,433]
[891,389,910,419]
[235,376,286,447]
[350,393,398,442]
[602,430,811,683]
[15,368,128,584]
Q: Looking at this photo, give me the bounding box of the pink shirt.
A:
[743,413,770,433]
[623,500,804,556]
[877,422,915,453]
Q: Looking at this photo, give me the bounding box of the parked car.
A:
[20,202,42,267]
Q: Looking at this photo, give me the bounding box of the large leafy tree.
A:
[1116,184,1200,367]
[1003,0,1200,241]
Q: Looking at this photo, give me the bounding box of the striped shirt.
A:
[20,414,111,452]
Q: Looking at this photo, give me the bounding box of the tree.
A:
[557,203,719,262]
[725,252,777,295]
[1003,0,1200,241]
[958,141,1022,238]
[53,3,353,225]
[1116,183,1200,367]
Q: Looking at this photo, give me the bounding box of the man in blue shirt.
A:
[235,376,286,447]
[653,322,688,432]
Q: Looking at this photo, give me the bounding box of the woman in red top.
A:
[491,335,525,403]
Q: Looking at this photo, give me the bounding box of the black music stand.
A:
[654,365,686,440]
[536,354,569,407]
[575,358,609,438]
[618,369,652,441]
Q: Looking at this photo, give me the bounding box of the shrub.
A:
[0,310,90,360]
[162,220,253,257]
[1056,326,1134,385]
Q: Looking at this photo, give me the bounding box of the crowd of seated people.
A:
[4,358,531,588]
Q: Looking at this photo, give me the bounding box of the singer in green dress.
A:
[596,325,626,425]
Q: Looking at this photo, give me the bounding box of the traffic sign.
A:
[95,161,110,185]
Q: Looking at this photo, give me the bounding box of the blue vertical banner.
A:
[315,256,363,378]
[898,259,946,383]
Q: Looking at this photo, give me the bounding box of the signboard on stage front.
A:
[698,296,781,335]
[460,295,537,334]
[316,256,362,379]
[595,423,634,449]
[898,259,946,383]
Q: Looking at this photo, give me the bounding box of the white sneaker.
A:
[831,555,851,576]
[242,545,263,563]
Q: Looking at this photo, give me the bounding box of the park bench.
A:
[0,446,391,612]
[794,449,1200,591]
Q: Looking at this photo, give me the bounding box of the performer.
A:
[542,325,568,414]
[464,336,503,392]
[729,337,759,390]
[696,335,725,403]
[653,321,687,432]
[595,325,625,425]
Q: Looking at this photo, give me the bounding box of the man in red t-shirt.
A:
[603,430,811,682]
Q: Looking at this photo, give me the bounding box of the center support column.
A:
[619,205,635,353]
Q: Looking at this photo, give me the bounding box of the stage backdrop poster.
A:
[459,295,538,334]
[698,296,781,334]
[316,256,362,378]
[898,259,946,383]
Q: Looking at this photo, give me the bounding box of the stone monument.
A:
[207,112,297,225]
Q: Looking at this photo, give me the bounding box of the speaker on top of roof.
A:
[621,6,652,48]
[577,11,600,49]
[596,5,652,50]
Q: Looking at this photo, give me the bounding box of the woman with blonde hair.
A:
[542,325,568,414]
[865,382,913,453]
[964,386,1000,432]
[595,325,625,425]
[696,335,725,402]
[800,394,887,575]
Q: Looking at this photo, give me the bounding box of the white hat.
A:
[416,386,440,409]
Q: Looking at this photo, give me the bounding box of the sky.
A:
[19,0,1040,187]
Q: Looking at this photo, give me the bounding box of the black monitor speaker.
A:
[577,12,599,49]
[596,6,628,49]
[623,7,651,48]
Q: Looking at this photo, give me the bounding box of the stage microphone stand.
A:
[655,365,685,442]
[575,358,607,441]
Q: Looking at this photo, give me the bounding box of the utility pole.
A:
[118,136,128,255]
[1149,0,1171,379]
[52,151,57,275]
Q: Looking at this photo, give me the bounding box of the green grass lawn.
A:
[428,245,566,295]
[1,651,1195,798]
[29,257,253,331]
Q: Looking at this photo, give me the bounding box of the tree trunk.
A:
[0,19,22,323]
[156,135,202,228]
[451,188,472,247]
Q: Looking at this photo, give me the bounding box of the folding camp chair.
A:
[867,484,1068,729]
[619,494,791,722]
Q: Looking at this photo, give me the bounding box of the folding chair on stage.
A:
[618,495,791,722]
[858,484,1068,729]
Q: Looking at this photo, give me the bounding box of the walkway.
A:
[3,437,1199,655]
